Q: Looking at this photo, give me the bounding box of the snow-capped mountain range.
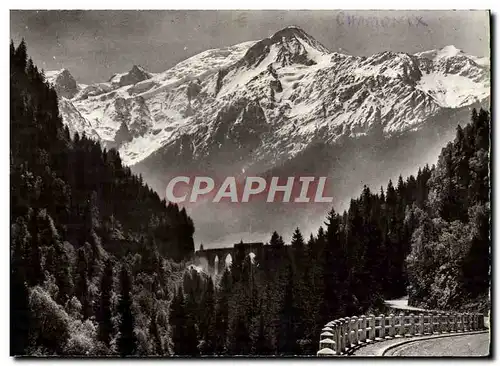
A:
[47,26,490,246]
[47,26,489,167]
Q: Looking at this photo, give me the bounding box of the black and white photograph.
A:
[9,9,491,357]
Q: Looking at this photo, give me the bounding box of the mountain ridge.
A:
[48,26,489,165]
[47,26,489,167]
[46,26,490,245]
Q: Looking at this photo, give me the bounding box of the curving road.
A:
[384,333,490,357]
[352,332,490,357]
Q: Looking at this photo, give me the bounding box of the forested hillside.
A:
[406,108,490,311]
[10,40,195,356]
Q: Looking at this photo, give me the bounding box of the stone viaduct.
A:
[195,241,272,274]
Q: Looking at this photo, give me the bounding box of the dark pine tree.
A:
[117,266,137,356]
[183,288,200,356]
[97,259,114,348]
[229,312,251,355]
[200,277,216,355]
[170,286,187,356]
[278,264,299,355]
[215,268,231,354]
[253,308,272,355]
[291,227,305,264]
[320,208,346,325]
[75,247,91,319]
[269,231,285,248]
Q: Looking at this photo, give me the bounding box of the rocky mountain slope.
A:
[48,27,489,165]
[48,26,490,246]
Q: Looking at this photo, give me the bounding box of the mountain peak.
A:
[437,45,463,58]
[110,64,152,87]
[46,68,72,79]
[417,45,464,60]
[46,68,78,99]
[130,64,148,74]
[270,26,329,53]
[270,26,309,40]
[240,26,329,68]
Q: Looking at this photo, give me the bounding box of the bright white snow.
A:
[51,32,490,168]
[417,73,489,108]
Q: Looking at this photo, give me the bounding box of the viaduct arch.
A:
[195,241,266,274]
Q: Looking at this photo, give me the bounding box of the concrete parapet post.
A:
[409,314,415,336]
[346,317,353,348]
[332,320,338,352]
[368,314,375,341]
[438,313,444,333]
[320,331,334,341]
[360,315,367,343]
[341,318,348,352]
[334,321,342,355]
[388,314,395,337]
[419,313,425,335]
[379,314,386,339]
[338,318,345,353]
[319,338,336,351]
[398,313,405,337]
[449,313,455,332]
[473,313,479,330]
[344,318,350,350]
[317,348,336,356]
[352,316,359,345]
[429,313,434,334]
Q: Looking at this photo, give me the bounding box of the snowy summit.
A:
[47,27,489,167]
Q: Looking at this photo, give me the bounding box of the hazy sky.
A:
[10,10,490,84]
